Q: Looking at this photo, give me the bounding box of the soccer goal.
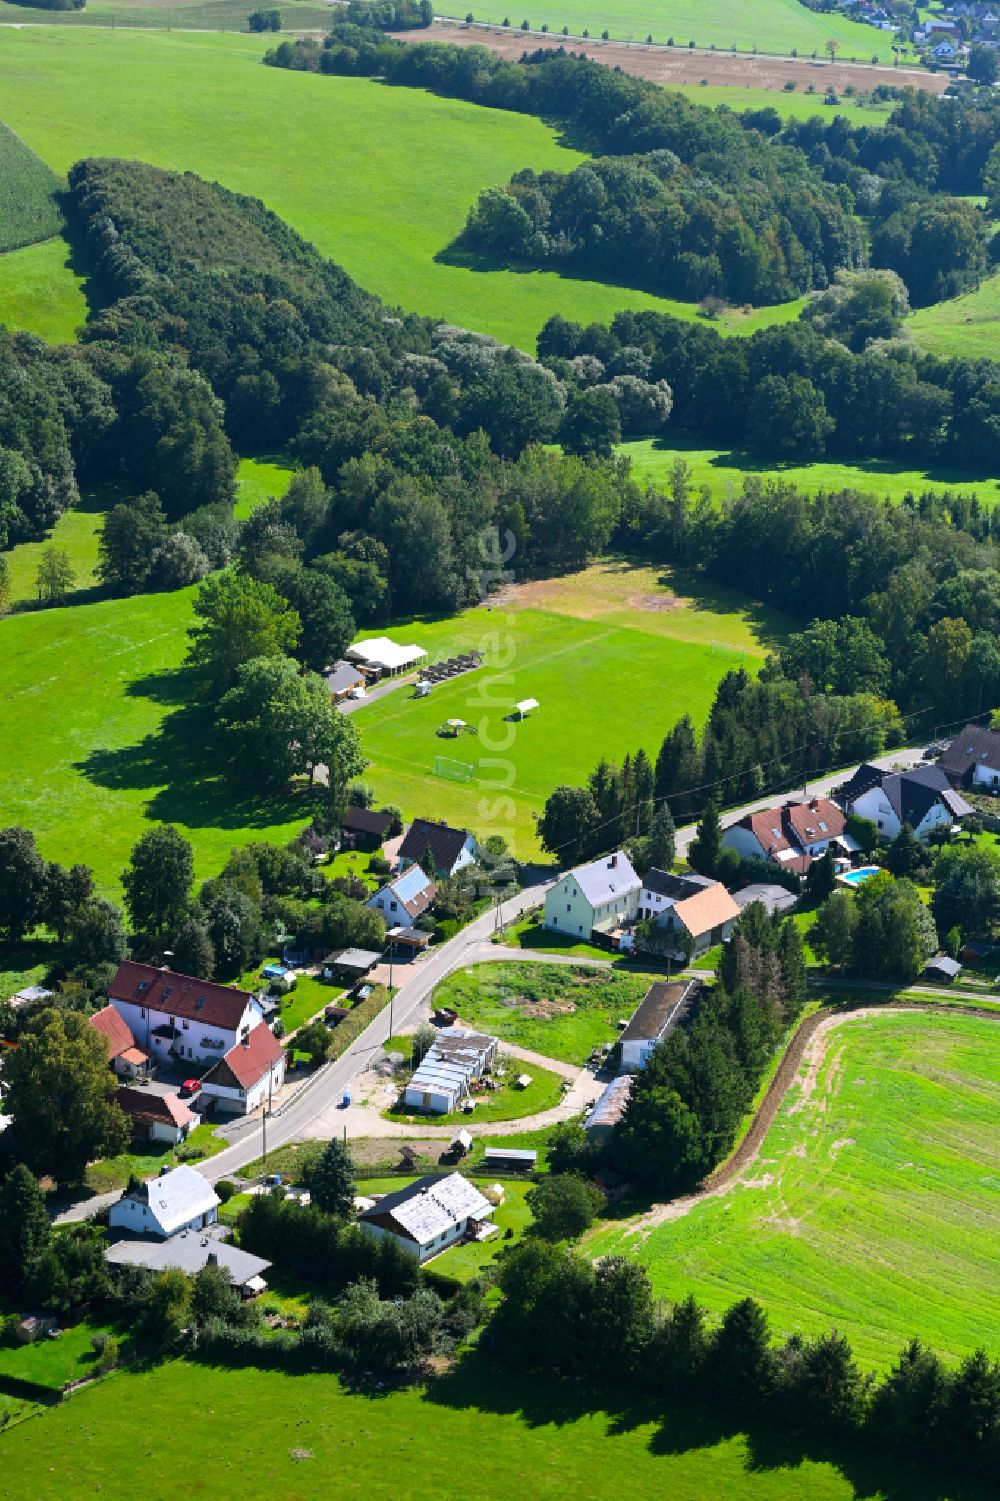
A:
[433,756,476,783]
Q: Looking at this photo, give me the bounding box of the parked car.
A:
[180,1078,201,1098]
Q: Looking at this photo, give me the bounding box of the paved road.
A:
[673,744,931,855]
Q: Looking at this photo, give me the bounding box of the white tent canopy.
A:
[513,698,539,718]
[347,637,427,673]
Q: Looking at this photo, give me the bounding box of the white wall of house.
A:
[544,876,597,937]
[848,788,953,843]
[367,889,418,929]
[146,1119,189,1145]
[361,1216,470,1263]
[639,887,676,923]
[450,836,480,876]
[721,826,769,862]
[621,1037,657,1070]
[590,890,639,934]
[112,1055,148,1080]
[201,1057,285,1116]
[402,1082,457,1113]
[972,761,1000,790]
[108,1196,217,1239]
[110,996,262,1067]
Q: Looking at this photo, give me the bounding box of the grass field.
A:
[0,1318,117,1393]
[431,961,658,1063]
[908,272,1000,362]
[353,565,784,856]
[672,84,895,123]
[622,436,1000,509]
[465,0,901,60]
[498,913,612,960]
[0,1354,986,1501]
[0,0,335,26]
[0,588,315,893]
[0,29,802,353]
[0,118,62,253]
[84,1121,223,1194]
[0,234,87,343]
[586,1011,1000,1370]
[234,456,293,520]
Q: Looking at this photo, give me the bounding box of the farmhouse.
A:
[402,1026,499,1114]
[543,850,641,939]
[88,1004,151,1079]
[839,764,971,841]
[359,1172,495,1262]
[367,864,437,930]
[938,723,1000,791]
[116,1082,196,1145]
[639,869,740,957]
[721,797,846,873]
[199,1024,286,1116]
[346,635,427,678]
[619,979,696,1071]
[109,1164,219,1239]
[107,962,265,1070]
[106,1229,270,1297]
[397,817,480,878]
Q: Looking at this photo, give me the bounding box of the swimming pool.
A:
[838,865,881,887]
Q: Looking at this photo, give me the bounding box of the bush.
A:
[216,1180,237,1204]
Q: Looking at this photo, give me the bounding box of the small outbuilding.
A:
[483,1146,537,1172]
[923,955,963,983]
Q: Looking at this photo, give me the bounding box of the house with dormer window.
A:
[106,962,265,1070]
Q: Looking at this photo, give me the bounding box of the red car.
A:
[180,1079,201,1098]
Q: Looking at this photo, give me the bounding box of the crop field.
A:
[908,272,1000,362]
[0,588,314,894]
[586,1011,1000,1370]
[0,234,87,344]
[353,565,783,856]
[431,961,660,1063]
[462,0,901,61]
[0,28,802,353]
[0,119,61,253]
[621,436,1000,509]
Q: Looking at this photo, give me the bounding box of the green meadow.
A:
[909,272,1000,362]
[0,588,313,895]
[0,28,801,353]
[622,436,1000,508]
[467,0,901,59]
[0,0,334,24]
[586,1011,1000,1371]
[0,235,87,344]
[3,1355,982,1501]
[672,85,896,123]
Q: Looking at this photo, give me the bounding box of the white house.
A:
[109,1164,219,1239]
[367,864,436,930]
[939,724,1000,791]
[359,1173,495,1262]
[397,818,480,879]
[402,1027,499,1113]
[721,797,847,874]
[619,980,695,1071]
[107,962,265,1071]
[638,869,740,957]
[543,851,641,939]
[199,1025,286,1116]
[106,1228,270,1297]
[88,1004,151,1079]
[839,764,971,842]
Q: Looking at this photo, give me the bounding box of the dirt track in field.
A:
[616,998,1000,1238]
[396,22,949,95]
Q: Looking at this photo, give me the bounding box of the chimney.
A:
[810,798,819,810]
[609,854,617,868]
[241,1034,250,1048]
[159,1165,170,1177]
[207,1251,218,1267]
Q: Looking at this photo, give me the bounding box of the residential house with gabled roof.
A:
[397,817,480,879]
[839,764,971,842]
[88,1004,151,1079]
[109,1164,219,1239]
[199,1024,286,1116]
[367,864,436,930]
[107,962,264,1071]
[938,723,1000,791]
[359,1172,495,1262]
[721,797,846,875]
[619,979,696,1071]
[638,869,740,957]
[117,1083,196,1145]
[543,850,641,939]
[342,805,394,849]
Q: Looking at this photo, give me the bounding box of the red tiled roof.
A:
[742,809,794,857]
[117,1086,196,1130]
[89,1004,137,1060]
[203,1025,283,1091]
[109,962,255,1032]
[783,798,845,846]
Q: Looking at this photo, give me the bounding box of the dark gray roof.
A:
[939,723,1000,781]
[620,980,694,1045]
[399,818,473,874]
[642,868,714,900]
[843,764,972,827]
[325,661,366,694]
[343,806,393,837]
[733,883,798,916]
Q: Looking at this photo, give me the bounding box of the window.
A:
[566,903,571,913]
[140,1007,146,1019]
[390,901,397,912]
[183,1019,189,1030]
[578,925,583,934]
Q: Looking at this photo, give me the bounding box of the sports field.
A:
[3,1355,978,1501]
[0,28,802,352]
[463,0,900,60]
[586,1010,1000,1370]
[0,588,312,894]
[352,565,784,856]
[622,436,1000,509]
[908,272,1000,362]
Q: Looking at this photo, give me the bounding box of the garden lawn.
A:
[272,975,343,1036]
[0,235,88,344]
[431,961,658,1064]
[0,1354,981,1501]
[431,1180,534,1280]
[621,435,1000,509]
[908,272,1000,362]
[586,1011,1000,1370]
[0,939,53,1003]
[352,599,766,859]
[385,1060,565,1125]
[0,1318,116,1393]
[85,1121,224,1195]
[468,0,901,58]
[0,28,801,354]
[0,589,316,895]
[496,914,611,960]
